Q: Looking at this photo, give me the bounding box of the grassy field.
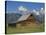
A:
[6,23,44,34]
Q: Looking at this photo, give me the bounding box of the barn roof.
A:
[17,14,31,22]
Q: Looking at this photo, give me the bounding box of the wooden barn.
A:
[7,14,38,28]
[16,14,37,28]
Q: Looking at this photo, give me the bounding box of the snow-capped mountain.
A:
[32,8,45,23]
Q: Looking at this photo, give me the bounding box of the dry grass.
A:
[6,23,44,34]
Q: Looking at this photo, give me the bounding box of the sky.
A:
[6,1,45,13]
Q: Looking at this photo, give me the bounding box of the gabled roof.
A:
[17,14,31,22]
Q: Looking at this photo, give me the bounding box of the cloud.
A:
[17,6,29,15]
[18,6,27,12]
